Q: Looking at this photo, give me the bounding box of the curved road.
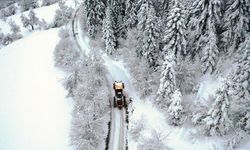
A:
[72,8,127,150]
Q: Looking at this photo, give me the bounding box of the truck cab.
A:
[113,81,126,108]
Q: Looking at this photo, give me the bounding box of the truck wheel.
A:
[123,96,127,107]
[113,97,116,108]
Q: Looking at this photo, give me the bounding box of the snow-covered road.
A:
[0,29,73,150]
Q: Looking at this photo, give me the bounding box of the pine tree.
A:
[84,0,105,37]
[125,0,138,28]
[42,0,59,6]
[0,4,17,18]
[200,24,219,74]
[54,29,80,71]
[203,86,232,136]
[53,1,73,27]
[162,1,187,59]
[168,89,185,126]
[156,52,176,109]
[226,130,246,150]
[20,10,39,31]
[236,110,250,132]
[102,7,116,55]
[19,0,38,11]
[136,0,149,58]
[20,14,30,29]
[142,4,160,67]
[244,111,250,132]
[8,4,17,16]
[229,36,250,100]
[28,9,39,30]
[137,1,160,67]
[222,0,250,54]
[8,20,20,33]
[138,130,169,150]
[110,0,126,38]
[187,0,222,74]
[227,36,250,132]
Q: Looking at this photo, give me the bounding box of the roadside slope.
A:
[0,29,73,150]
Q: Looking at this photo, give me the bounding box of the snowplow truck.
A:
[113,81,126,108]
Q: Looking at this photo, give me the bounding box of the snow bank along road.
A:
[72,9,127,150]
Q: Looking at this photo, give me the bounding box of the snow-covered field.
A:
[0,29,73,150]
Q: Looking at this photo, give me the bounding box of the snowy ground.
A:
[0,29,73,150]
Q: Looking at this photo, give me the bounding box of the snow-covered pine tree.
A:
[136,0,149,58]
[168,89,185,126]
[20,14,30,28]
[200,23,219,74]
[110,0,126,38]
[222,0,250,54]
[0,4,17,19]
[227,36,250,133]
[28,9,39,30]
[136,0,160,67]
[7,20,22,42]
[243,111,250,132]
[0,9,8,21]
[53,1,73,27]
[125,0,138,28]
[155,0,171,17]
[187,0,222,74]
[7,4,17,16]
[54,29,80,71]
[137,130,169,150]
[229,36,250,101]
[1,34,12,46]
[0,0,17,10]
[84,0,105,38]
[203,85,232,136]
[102,7,116,55]
[129,116,145,141]
[142,4,160,67]
[8,20,20,33]
[236,109,250,132]
[122,29,160,97]
[20,10,39,30]
[162,1,186,59]
[19,0,38,11]
[95,0,106,25]
[42,0,59,6]
[38,19,49,30]
[156,52,176,109]
[226,130,247,150]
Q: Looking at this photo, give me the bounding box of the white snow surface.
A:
[0,29,73,150]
